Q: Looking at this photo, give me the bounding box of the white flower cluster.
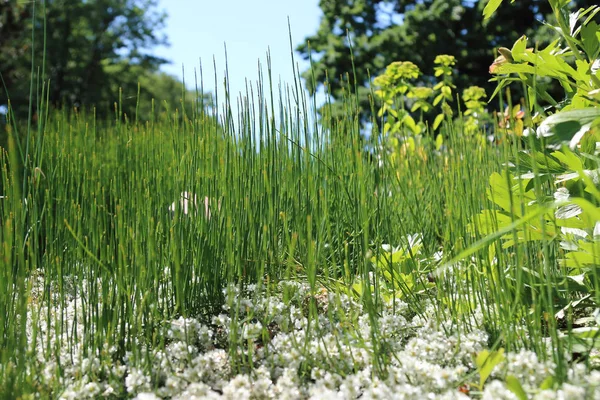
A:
[17,273,600,399]
[24,278,129,398]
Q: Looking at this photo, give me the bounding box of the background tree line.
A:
[296,0,598,125]
[0,0,212,123]
[1,0,596,128]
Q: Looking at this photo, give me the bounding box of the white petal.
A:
[560,240,579,251]
[594,221,600,238]
[569,123,592,149]
[519,172,537,179]
[584,169,600,185]
[553,187,570,202]
[555,204,582,219]
[561,227,589,238]
[592,59,600,75]
[569,10,581,35]
[536,121,553,138]
[555,172,580,183]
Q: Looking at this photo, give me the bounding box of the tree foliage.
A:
[298,0,597,124]
[0,0,207,121]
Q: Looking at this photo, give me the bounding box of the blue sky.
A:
[155,0,323,114]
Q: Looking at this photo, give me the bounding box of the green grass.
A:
[0,58,596,397]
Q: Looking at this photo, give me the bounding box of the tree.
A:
[297,0,597,125]
[0,1,32,114]
[0,0,171,120]
[126,68,217,122]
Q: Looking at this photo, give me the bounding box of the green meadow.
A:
[1,0,600,398]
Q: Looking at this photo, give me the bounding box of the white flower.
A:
[168,192,221,219]
[222,374,252,400]
[381,244,399,253]
[133,393,161,400]
[125,368,152,394]
[169,191,198,216]
[81,382,101,397]
[534,389,558,400]
[554,187,570,202]
[558,383,586,399]
[482,380,518,400]
[173,383,222,400]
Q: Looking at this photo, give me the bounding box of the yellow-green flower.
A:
[374,61,421,97]
[386,61,421,81]
[434,55,456,67]
[434,55,456,78]
[462,86,486,102]
[407,87,434,100]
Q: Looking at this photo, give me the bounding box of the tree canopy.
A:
[297,0,597,124]
[0,0,208,121]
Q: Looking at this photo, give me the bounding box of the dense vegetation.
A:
[1,0,600,398]
[298,0,598,123]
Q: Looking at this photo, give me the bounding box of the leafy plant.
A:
[489,2,600,114]
[467,171,558,247]
[336,234,436,304]
[374,61,423,136]
[462,86,490,135]
[475,348,506,390]
[505,375,529,400]
[432,55,457,130]
[444,0,600,378]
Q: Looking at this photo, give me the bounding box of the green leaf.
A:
[435,204,550,277]
[539,109,600,147]
[402,114,418,134]
[494,63,537,75]
[511,35,528,62]
[483,0,504,20]
[467,209,514,236]
[540,376,555,390]
[580,129,598,157]
[581,21,600,60]
[487,172,535,216]
[433,113,445,130]
[383,122,392,134]
[551,149,583,172]
[435,133,444,150]
[563,242,600,268]
[541,109,600,130]
[570,327,600,339]
[524,51,578,84]
[476,349,506,389]
[352,281,363,298]
[517,151,565,174]
[505,375,528,400]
